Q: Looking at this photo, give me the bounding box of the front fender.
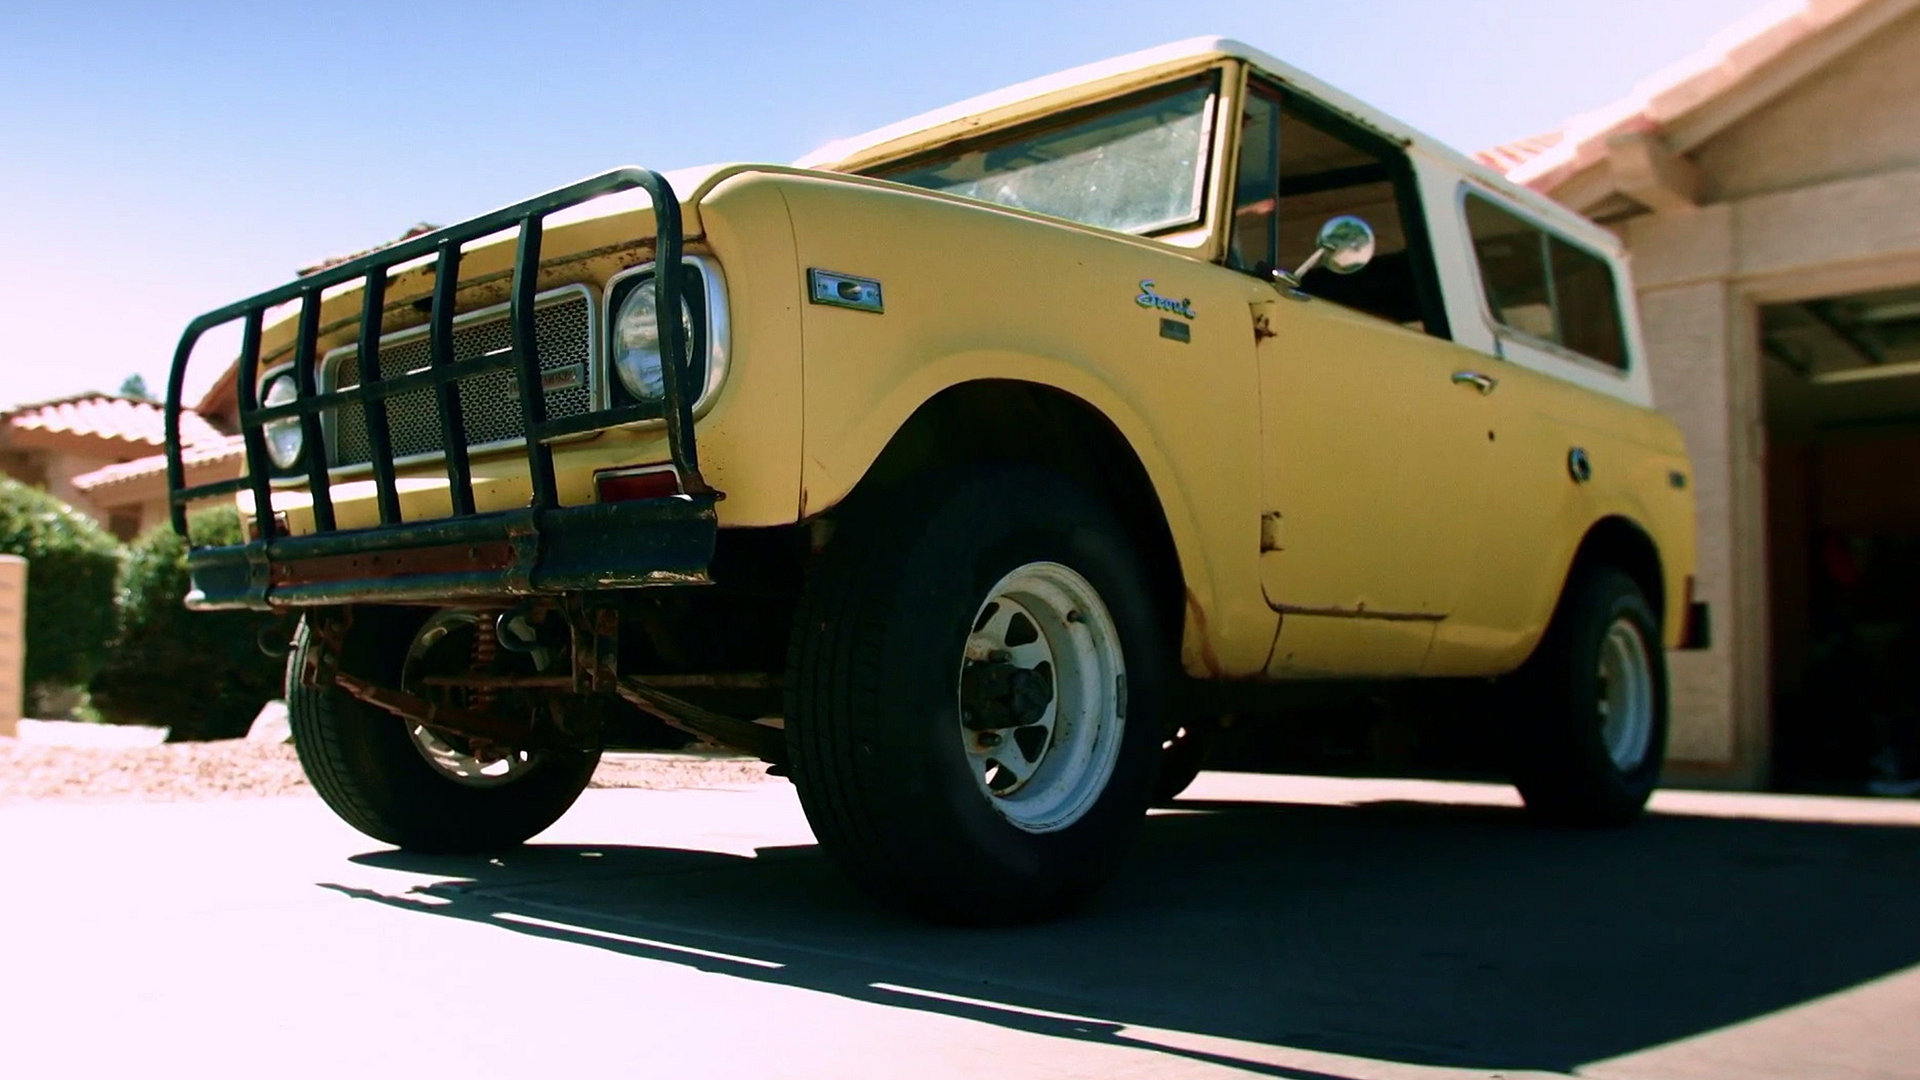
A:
[776,171,1277,677]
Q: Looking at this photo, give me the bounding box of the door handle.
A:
[1451,370,1498,395]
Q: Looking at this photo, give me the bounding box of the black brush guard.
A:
[164,168,719,611]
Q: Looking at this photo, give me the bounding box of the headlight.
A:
[612,276,694,404]
[260,374,304,469]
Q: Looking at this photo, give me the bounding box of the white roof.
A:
[793,36,1602,246]
[501,38,1611,254]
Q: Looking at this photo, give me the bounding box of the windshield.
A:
[871,75,1217,235]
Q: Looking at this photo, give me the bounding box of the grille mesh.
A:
[325,291,594,468]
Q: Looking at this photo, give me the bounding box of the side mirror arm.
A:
[1271,247,1329,290]
[1270,214,1378,292]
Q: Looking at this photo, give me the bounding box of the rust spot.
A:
[296,222,442,278]
[269,541,519,587]
[617,243,661,270]
[1268,601,1444,623]
[1260,511,1284,553]
[1261,617,1285,672]
[1183,588,1225,679]
[1253,313,1277,343]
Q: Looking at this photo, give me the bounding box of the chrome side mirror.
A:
[1273,215,1377,289]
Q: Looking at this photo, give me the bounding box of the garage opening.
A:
[1763,283,1920,794]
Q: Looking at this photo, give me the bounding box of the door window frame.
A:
[1229,75,1453,340]
[1456,181,1636,377]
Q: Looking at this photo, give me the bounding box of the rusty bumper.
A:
[186,494,717,611]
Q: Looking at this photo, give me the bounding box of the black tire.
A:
[1154,715,1214,803]
[785,466,1170,924]
[1507,568,1668,825]
[287,609,601,853]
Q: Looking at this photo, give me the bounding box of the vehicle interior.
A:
[1464,193,1629,369]
[1230,78,1448,339]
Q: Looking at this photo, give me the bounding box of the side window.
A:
[1464,198,1554,338]
[1465,193,1628,370]
[1230,80,1446,337]
[1550,237,1627,368]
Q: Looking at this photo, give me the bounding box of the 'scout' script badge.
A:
[1135,280,1196,320]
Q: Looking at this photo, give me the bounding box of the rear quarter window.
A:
[1464,193,1628,370]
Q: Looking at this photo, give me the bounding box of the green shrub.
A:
[90,506,285,740]
[0,477,122,695]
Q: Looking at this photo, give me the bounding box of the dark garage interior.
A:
[1764,283,1920,791]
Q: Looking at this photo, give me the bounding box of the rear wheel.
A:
[1506,569,1668,825]
[287,608,600,852]
[786,467,1169,924]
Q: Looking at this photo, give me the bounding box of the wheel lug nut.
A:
[978,731,1002,748]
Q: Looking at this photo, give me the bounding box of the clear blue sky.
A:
[0,0,1773,410]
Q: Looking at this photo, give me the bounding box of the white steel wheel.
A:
[957,561,1127,834]
[401,610,540,788]
[1506,567,1668,827]
[1597,617,1655,772]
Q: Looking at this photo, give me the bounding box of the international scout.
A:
[164,38,1707,922]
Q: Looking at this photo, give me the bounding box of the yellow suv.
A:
[165,37,1708,923]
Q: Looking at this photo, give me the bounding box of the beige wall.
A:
[139,495,170,534]
[35,450,121,524]
[0,555,23,737]
[1697,8,1920,203]
[1639,280,1748,766]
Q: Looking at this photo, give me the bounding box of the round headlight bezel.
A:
[609,269,702,410]
[260,373,305,471]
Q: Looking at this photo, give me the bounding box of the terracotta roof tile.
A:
[1474,132,1564,174]
[1479,0,1894,190]
[2,394,224,450]
[70,435,245,495]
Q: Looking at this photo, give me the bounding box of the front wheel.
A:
[288,608,601,853]
[785,467,1170,924]
[1506,568,1668,825]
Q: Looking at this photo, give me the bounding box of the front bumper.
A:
[187,494,717,611]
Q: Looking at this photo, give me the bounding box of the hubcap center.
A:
[960,661,1055,732]
[954,563,1127,833]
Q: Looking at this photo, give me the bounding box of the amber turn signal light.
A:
[594,466,681,503]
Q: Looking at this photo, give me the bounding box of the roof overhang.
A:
[70,436,244,506]
[1509,0,1920,215]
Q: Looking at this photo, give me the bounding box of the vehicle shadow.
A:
[324,791,1920,1076]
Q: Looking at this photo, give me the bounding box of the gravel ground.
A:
[0,737,775,803]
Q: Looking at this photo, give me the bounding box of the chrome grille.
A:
[323,286,596,468]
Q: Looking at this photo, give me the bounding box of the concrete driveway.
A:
[2,773,1917,1080]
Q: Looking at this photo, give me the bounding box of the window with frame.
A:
[1229,81,1445,336]
[871,74,1218,236]
[1464,193,1628,369]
